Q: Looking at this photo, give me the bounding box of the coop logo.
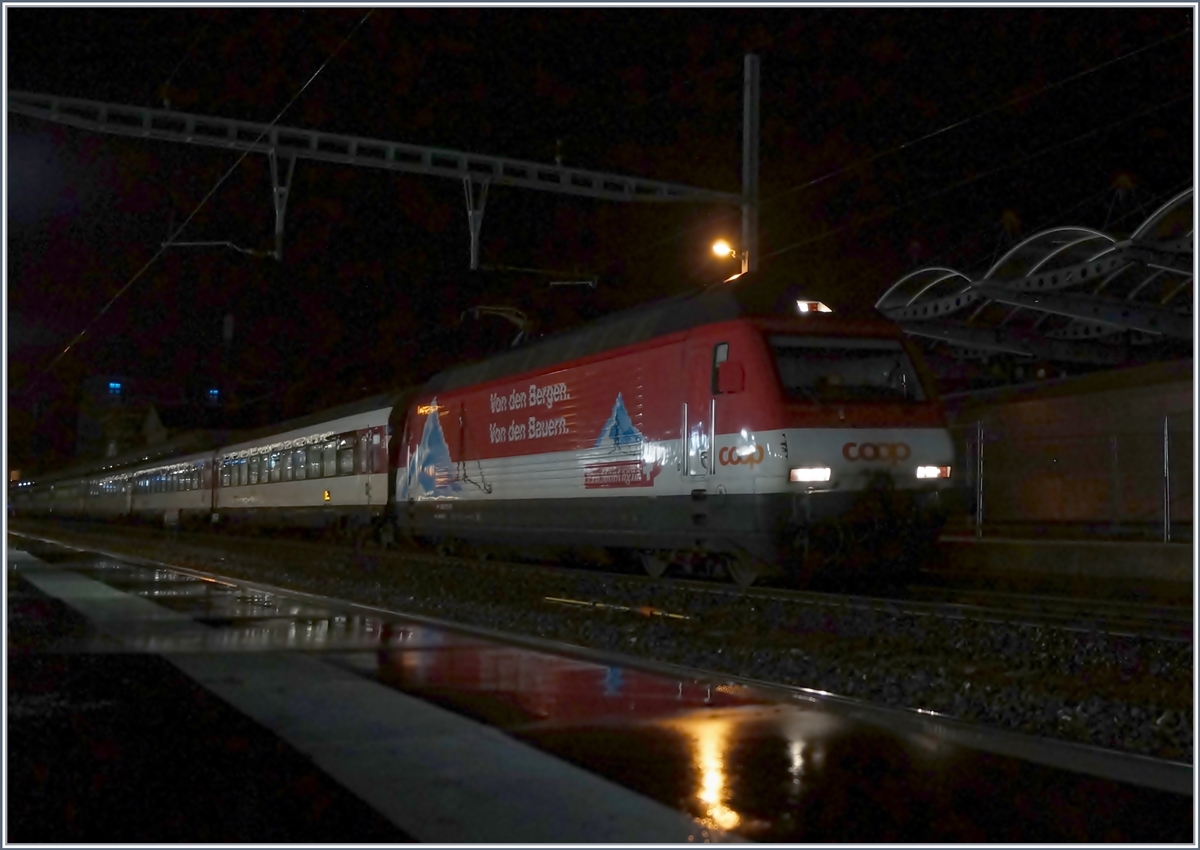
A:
[718,445,765,468]
[842,442,910,464]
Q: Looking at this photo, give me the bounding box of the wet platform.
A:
[7,539,1193,842]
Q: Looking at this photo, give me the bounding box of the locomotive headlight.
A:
[790,467,832,482]
[915,466,952,479]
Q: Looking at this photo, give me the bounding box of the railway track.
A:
[10,520,1192,642]
[11,522,1194,770]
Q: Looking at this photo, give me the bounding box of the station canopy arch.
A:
[876,187,1193,384]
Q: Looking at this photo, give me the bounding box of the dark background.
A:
[5,7,1194,474]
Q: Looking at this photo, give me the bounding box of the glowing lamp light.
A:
[790,467,832,483]
[712,239,735,258]
[916,466,952,479]
[796,300,833,314]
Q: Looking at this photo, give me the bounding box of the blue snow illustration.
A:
[594,393,643,451]
[398,398,462,499]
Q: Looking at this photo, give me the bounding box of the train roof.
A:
[423,268,893,394]
[22,430,226,486]
[20,392,417,486]
[216,389,415,451]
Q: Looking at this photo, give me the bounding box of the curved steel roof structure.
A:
[876,187,1193,369]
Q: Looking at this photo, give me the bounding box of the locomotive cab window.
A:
[711,342,729,394]
[770,335,926,403]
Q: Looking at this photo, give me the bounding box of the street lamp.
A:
[712,239,751,276]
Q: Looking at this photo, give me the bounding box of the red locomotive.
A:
[392,275,955,583]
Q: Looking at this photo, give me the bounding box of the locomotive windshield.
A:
[769,335,926,403]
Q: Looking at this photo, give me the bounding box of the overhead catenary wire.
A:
[24,9,376,393]
[156,19,210,108]
[760,94,1191,263]
[622,27,1194,266]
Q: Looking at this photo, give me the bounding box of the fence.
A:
[951,411,1193,542]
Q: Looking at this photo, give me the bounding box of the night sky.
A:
[5,7,1194,474]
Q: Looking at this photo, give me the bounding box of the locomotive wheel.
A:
[639,550,670,579]
[378,524,396,550]
[725,553,761,588]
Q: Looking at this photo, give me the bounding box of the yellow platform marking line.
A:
[543,596,690,620]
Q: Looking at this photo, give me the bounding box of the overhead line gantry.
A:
[9,60,759,270]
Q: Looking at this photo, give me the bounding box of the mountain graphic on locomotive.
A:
[400,398,463,501]
[594,393,644,452]
[11,271,957,586]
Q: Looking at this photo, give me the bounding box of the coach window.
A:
[338,434,357,476]
[283,452,294,482]
[269,451,281,483]
[322,441,338,477]
[711,343,729,394]
[238,459,248,487]
[309,445,324,479]
[296,448,309,480]
[221,461,232,488]
[248,456,260,485]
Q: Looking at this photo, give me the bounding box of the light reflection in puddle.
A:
[652,706,847,837]
[663,714,742,831]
